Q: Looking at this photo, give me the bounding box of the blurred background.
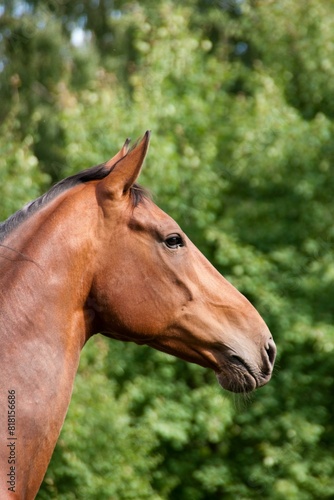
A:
[1,0,334,498]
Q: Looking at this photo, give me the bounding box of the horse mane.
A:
[0,163,149,242]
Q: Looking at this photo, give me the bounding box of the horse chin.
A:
[216,370,257,394]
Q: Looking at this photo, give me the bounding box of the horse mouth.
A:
[216,355,259,393]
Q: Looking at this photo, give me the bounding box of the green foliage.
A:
[38,339,162,500]
[0,115,50,220]
[1,0,334,498]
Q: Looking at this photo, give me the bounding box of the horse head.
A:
[90,132,276,392]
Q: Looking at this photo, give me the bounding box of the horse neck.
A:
[0,186,98,498]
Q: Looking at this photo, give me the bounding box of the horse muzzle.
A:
[216,337,276,393]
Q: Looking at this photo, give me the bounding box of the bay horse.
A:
[0,132,275,499]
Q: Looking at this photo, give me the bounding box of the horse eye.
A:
[164,234,184,249]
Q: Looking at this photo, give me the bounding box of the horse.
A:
[0,132,276,498]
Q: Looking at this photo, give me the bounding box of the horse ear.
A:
[100,131,150,199]
[104,137,131,168]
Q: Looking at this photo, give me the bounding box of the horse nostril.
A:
[265,338,276,366]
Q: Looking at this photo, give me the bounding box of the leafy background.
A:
[1,1,334,498]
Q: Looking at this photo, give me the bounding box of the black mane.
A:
[0,163,148,242]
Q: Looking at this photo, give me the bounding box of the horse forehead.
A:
[130,199,179,229]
